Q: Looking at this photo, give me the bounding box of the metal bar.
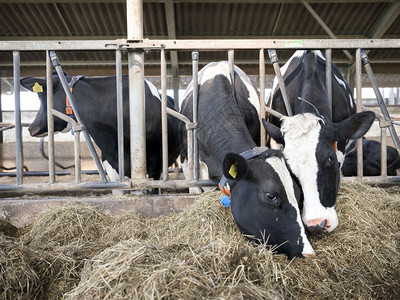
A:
[356,48,363,178]
[192,50,199,181]
[1,39,400,52]
[46,51,55,184]
[228,49,235,86]
[49,51,108,182]
[259,49,266,146]
[381,126,387,176]
[265,106,284,119]
[127,0,146,181]
[268,49,293,116]
[74,130,81,183]
[116,49,124,182]
[361,49,400,150]
[166,107,191,124]
[13,51,23,185]
[161,49,169,181]
[325,48,332,121]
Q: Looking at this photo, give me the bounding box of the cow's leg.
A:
[103,160,125,195]
[181,159,213,194]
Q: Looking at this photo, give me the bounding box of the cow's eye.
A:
[327,152,336,166]
[265,192,277,202]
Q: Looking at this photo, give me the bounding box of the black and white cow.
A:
[342,138,400,176]
[20,74,180,181]
[179,61,314,258]
[263,50,375,234]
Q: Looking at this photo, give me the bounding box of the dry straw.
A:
[0,182,399,299]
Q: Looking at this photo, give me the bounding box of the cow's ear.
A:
[336,111,375,141]
[20,77,46,93]
[222,153,248,180]
[262,118,284,145]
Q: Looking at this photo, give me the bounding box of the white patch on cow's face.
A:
[267,156,315,257]
[145,79,161,100]
[103,160,119,182]
[334,74,354,109]
[182,61,259,114]
[280,113,338,232]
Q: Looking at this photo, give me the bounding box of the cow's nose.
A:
[302,252,315,258]
[305,218,332,235]
[28,125,39,137]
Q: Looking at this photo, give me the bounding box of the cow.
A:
[342,138,400,176]
[263,50,375,235]
[20,74,180,182]
[179,61,314,258]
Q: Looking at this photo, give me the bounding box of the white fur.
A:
[267,156,315,256]
[103,160,119,182]
[145,78,161,100]
[280,113,339,232]
[334,74,354,109]
[182,61,259,114]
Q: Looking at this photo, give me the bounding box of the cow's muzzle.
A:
[305,218,332,235]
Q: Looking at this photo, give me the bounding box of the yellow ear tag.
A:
[229,163,237,178]
[32,82,43,93]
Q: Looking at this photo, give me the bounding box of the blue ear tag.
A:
[70,129,74,136]
[220,194,231,208]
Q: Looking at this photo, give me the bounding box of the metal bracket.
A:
[186,122,197,130]
[379,120,392,128]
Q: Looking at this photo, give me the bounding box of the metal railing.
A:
[1,38,400,194]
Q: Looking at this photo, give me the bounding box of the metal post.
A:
[228,49,235,86]
[173,75,180,111]
[355,48,363,178]
[161,49,169,181]
[192,50,199,181]
[268,49,293,117]
[74,129,81,183]
[360,49,400,150]
[325,49,332,121]
[116,49,124,182]
[13,51,23,185]
[381,126,387,176]
[127,0,146,180]
[259,49,266,146]
[46,51,55,183]
[49,51,108,182]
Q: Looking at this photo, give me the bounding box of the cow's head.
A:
[223,150,314,258]
[263,111,375,235]
[20,74,71,137]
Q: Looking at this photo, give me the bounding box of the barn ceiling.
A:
[0,0,400,91]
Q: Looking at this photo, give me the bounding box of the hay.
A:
[2,183,400,299]
[0,234,41,299]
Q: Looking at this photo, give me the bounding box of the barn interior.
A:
[1,2,400,298]
[0,1,399,199]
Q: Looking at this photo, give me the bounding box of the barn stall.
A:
[1,0,400,299]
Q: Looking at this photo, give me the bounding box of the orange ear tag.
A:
[334,141,337,152]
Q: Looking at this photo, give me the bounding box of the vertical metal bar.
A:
[355,48,363,178]
[13,51,23,184]
[325,48,332,121]
[74,130,81,183]
[161,49,169,181]
[173,75,180,111]
[0,77,3,144]
[192,50,199,181]
[187,129,194,181]
[116,49,124,182]
[127,0,146,180]
[228,49,235,86]
[46,51,55,184]
[259,49,266,146]
[268,49,293,116]
[381,127,387,176]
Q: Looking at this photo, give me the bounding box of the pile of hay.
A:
[1,182,399,299]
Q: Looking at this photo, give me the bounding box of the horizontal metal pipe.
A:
[2,39,400,51]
